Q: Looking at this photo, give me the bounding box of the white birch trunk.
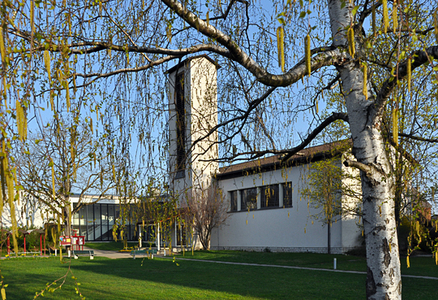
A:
[328,1,401,299]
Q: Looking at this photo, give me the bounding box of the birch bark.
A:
[328,1,401,299]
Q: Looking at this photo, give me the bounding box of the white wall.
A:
[1,192,47,229]
[211,160,362,253]
[167,56,219,204]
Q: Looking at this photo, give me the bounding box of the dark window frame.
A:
[261,184,279,208]
[241,188,257,211]
[282,182,293,208]
[230,190,238,212]
[175,72,186,178]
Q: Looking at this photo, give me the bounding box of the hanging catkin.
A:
[4,155,18,254]
[434,9,438,44]
[407,57,412,94]
[44,50,51,81]
[16,100,27,141]
[372,4,376,37]
[30,0,35,34]
[0,28,7,65]
[305,34,311,76]
[363,63,368,100]
[392,2,398,33]
[277,27,285,72]
[382,0,389,34]
[393,107,399,146]
[65,79,70,112]
[51,158,56,197]
[347,27,355,58]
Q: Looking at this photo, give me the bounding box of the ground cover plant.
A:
[0,252,436,299]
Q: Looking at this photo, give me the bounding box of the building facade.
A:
[166,56,363,254]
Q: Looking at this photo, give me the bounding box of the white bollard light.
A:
[334,258,337,270]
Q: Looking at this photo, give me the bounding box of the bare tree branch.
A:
[399,133,438,143]
[191,86,277,155]
[343,159,373,174]
[281,112,349,162]
[161,0,349,87]
[375,46,438,117]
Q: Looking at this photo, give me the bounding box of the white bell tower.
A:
[167,55,219,201]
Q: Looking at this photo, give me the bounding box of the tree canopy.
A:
[1,0,438,299]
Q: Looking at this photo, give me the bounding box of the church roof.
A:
[217,140,351,180]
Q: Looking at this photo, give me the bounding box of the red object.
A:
[78,236,85,250]
[59,236,72,246]
[33,229,45,256]
[7,234,10,255]
[59,235,85,250]
[71,236,85,250]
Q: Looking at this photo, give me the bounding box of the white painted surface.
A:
[167,56,219,204]
[211,162,362,253]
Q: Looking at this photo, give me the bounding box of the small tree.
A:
[301,154,361,254]
[186,184,228,250]
[16,118,116,248]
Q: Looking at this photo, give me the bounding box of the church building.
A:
[166,56,362,254]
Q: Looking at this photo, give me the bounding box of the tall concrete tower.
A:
[167,56,219,201]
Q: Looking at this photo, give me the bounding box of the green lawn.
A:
[182,250,437,277]
[0,252,436,299]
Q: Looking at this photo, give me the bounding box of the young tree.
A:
[16,118,116,245]
[2,1,438,298]
[301,153,362,254]
[185,184,228,250]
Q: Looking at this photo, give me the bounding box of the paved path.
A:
[80,246,132,259]
[166,257,438,281]
[83,248,438,281]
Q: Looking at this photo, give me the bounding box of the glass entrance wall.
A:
[72,203,141,242]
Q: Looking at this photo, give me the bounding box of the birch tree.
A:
[2,0,438,299]
[16,118,116,243]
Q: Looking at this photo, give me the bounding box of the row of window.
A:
[229,182,292,212]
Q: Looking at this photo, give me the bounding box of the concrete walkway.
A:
[80,246,132,259]
[164,257,438,281]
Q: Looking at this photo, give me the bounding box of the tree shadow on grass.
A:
[67,257,365,300]
[1,256,435,299]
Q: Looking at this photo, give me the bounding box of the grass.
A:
[185,250,367,270]
[0,252,436,299]
[183,250,437,277]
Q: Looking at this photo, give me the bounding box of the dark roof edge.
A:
[165,54,221,74]
[216,142,349,181]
